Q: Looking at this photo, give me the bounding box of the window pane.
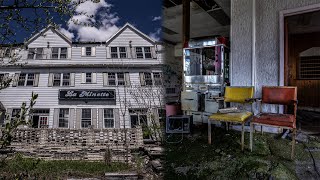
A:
[108,73,116,85]
[28,48,35,59]
[26,73,34,86]
[35,48,44,59]
[53,73,61,86]
[52,48,59,59]
[62,73,70,86]
[18,73,26,86]
[144,73,153,85]
[81,109,91,128]
[86,73,92,83]
[136,47,143,59]
[86,47,91,56]
[153,72,162,85]
[144,47,152,59]
[117,73,125,85]
[60,47,67,59]
[111,47,118,58]
[59,109,69,128]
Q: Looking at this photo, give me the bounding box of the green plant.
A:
[0,92,38,149]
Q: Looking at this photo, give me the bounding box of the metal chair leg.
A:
[241,123,245,151]
[208,120,212,144]
[250,123,254,152]
[291,128,296,159]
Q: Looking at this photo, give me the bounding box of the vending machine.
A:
[181,37,230,124]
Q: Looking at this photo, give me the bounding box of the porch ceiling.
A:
[162,0,231,44]
[287,10,320,35]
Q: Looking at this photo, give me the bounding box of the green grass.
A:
[164,126,319,180]
[0,154,131,179]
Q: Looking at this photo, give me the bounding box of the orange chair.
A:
[249,86,297,159]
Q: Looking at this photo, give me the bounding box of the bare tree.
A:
[0,0,101,44]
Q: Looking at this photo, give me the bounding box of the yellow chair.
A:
[208,86,254,151]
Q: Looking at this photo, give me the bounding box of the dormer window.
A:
[81,47,96,57]
[135,47,153,59]
[36,48,44,59]
[110,47,127,59]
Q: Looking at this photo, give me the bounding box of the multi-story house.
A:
[0,23,178,137]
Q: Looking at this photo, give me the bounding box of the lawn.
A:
[164,125,320,180]
[0,154,132,179]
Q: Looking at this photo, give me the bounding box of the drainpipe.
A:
[252,0,257,114]
[252,0,256,88]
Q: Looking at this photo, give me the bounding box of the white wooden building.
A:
[0,23,178,132]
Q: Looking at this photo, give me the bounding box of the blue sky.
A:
[14,0,162,43]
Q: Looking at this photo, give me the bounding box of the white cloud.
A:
[149,28,161,41]
[59,28,74,39]
[152,16,161,21]
[61,0,120,41]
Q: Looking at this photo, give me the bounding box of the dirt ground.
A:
[163,125,320,180]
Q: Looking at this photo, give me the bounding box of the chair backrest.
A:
[262,86,297,105]
[224,86,254,103]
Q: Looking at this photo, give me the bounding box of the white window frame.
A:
[153,72,162,86]
[85,73,92,83]
[17,73,27,86]
[58,108,69,128]
[144,47,152,59]
[103,109,115,128]
[52,73,71,86]
[135,47,153,59]
[86,47,92,56]
[26,73,35,86]
[51,47,59,59]
[119,47,127,58]
[39,116,49,128]
[144,72,153,86]
[110,47,118,58]
[117,72,125,86]
[60,47,68,59]
[27,48,36,59]
[81,109,92,128]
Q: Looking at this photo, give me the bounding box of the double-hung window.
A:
[144,47,152,59]
[111,47,118,58]
[119,47,127,58]
[86,47,92,56]
[51,48,59,59]
[104,109,114,128]
[144,73,153,86]
[153,72,162,86]
[108,73,116,86]
[136,47,144,59]
[135,47,153,59]
[117,73,125,86]
[26,73,35,86]
[59,109,69,128]
[81,109,91,128]
[60,48,67,59]
[86,73,92,83]
[28,48,35,59]
[36,48,44,59]
[52,73,70,86]
[18,73,26,86]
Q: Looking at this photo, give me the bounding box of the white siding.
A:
[28,29,70,48]
[0,24,177,129]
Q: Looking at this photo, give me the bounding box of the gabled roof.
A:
[24,24,72,46]
[105,23,156,45]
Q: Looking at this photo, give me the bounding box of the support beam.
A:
[194,0,230,26]
[182,0,190,48]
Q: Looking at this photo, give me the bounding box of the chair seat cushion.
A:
[209,111,253,123]
[252,113,295,128]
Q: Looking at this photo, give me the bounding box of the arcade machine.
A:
[181,37,230,124]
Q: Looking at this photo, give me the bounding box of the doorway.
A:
[284,10,320,133]
[285,11,320,110]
